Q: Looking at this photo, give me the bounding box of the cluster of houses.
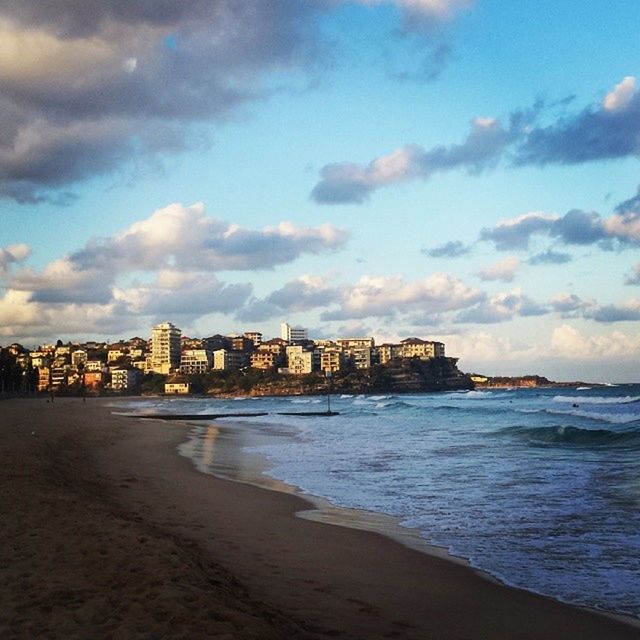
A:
[1,321,446,395]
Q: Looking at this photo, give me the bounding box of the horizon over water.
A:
[127,385,640,618]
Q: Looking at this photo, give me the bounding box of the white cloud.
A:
[0,243,31,273]
[322,272,484,320]
[355,0,475,22]
[1,202,348,341]
[551,324,640,359]
[477,256,520,282]
[603,76,637,112]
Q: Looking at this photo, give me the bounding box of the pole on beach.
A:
[326,369,332,414]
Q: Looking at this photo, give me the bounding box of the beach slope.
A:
[1,398,638,639]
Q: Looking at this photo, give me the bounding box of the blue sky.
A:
[1,1,639,381]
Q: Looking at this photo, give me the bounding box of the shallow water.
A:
[127,384,640,617]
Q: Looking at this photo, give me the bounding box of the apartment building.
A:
[180,349,213,374]
[150,322,181,374]
[212,349,247,371]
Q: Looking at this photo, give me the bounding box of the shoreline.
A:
[3,397,640,639]
[174,415,640,628]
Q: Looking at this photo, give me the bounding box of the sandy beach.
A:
[2,398,639,639]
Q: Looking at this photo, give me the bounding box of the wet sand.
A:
[2,397,639,639]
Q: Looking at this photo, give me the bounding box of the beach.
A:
[2,398,639,639]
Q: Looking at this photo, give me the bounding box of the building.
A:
[84,371,104,391]
[37,367,50,392]
[250,350,279,370]
[212,349,247,371]
[180,349,212,374]
[285,345,315,375]
[85,359,106,372]
[400,338,445,359]
[229,335,254,353]
[30,351,50,369]
[71,350,87,367]
[280,322,308,343]
[319,347,344,373]
[337,338,374,370]
[165,382,190,394]
[337,337,375,350]
[150,322,181,374]
[243,332,262,347]
[107,348,127,362]
[377,343,403,364]
[110,368,142,391]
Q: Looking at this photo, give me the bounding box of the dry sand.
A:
[1,397,639,639]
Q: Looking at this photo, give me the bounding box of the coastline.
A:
[175,415,640,626]
[3,397,639,639]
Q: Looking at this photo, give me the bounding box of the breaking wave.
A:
[498,424,640,447]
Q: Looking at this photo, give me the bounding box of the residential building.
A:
[30,351,50,369]
[212,349,247,371]
[280,322,308,343]
[37,367,50,392]
[71,350,87,367]
[260,338,287,355]
[111,368,142,391]
[319,347,344,373]
[84,371,104,391]
[107,348,126,362]
[150,322,181,374]
[164,382,190,394]
[377,343,403,364]
[337,337,375,350]
[85,359,106,372]
[180,349,213,374]
[243,332,262,347]
[50,366,67,389]
[202,334,232,352]
[400,338,445,359]
[285,345,315,375]
[250,350,279,370]
[229,335,254,353]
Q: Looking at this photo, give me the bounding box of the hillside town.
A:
[0,321,472,396]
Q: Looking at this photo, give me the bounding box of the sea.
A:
[126,384,640,618]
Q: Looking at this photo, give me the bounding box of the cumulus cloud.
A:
[0,288,136,340]
[68,202,348,273]
[1,201,348,340]
[603,76,637,112]
[353,0,474,28]
[455,287,546,324]
[517,75,640,165]
[311,76,640,205]
[113,271,252,317]
[551,324,640,359]
[423,240,471,258]
[481,202,640,251]
[477,256,520,282]
[311,115,520,204]
[321,272,484,320]
[549,293,595,314]
[583,299,640,323]
[0,243,31,274]
[527,249,571,265]
[624,263,640,285]
[0,1,327,202]
[236,275,340,322]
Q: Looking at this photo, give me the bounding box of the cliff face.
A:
[214,357,473,397]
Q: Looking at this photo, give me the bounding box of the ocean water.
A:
[127,385,640,618]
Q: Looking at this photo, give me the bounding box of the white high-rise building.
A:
[280,321,308,343]
[150,322,181,374]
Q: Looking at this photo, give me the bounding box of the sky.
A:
[1,0,640,382]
